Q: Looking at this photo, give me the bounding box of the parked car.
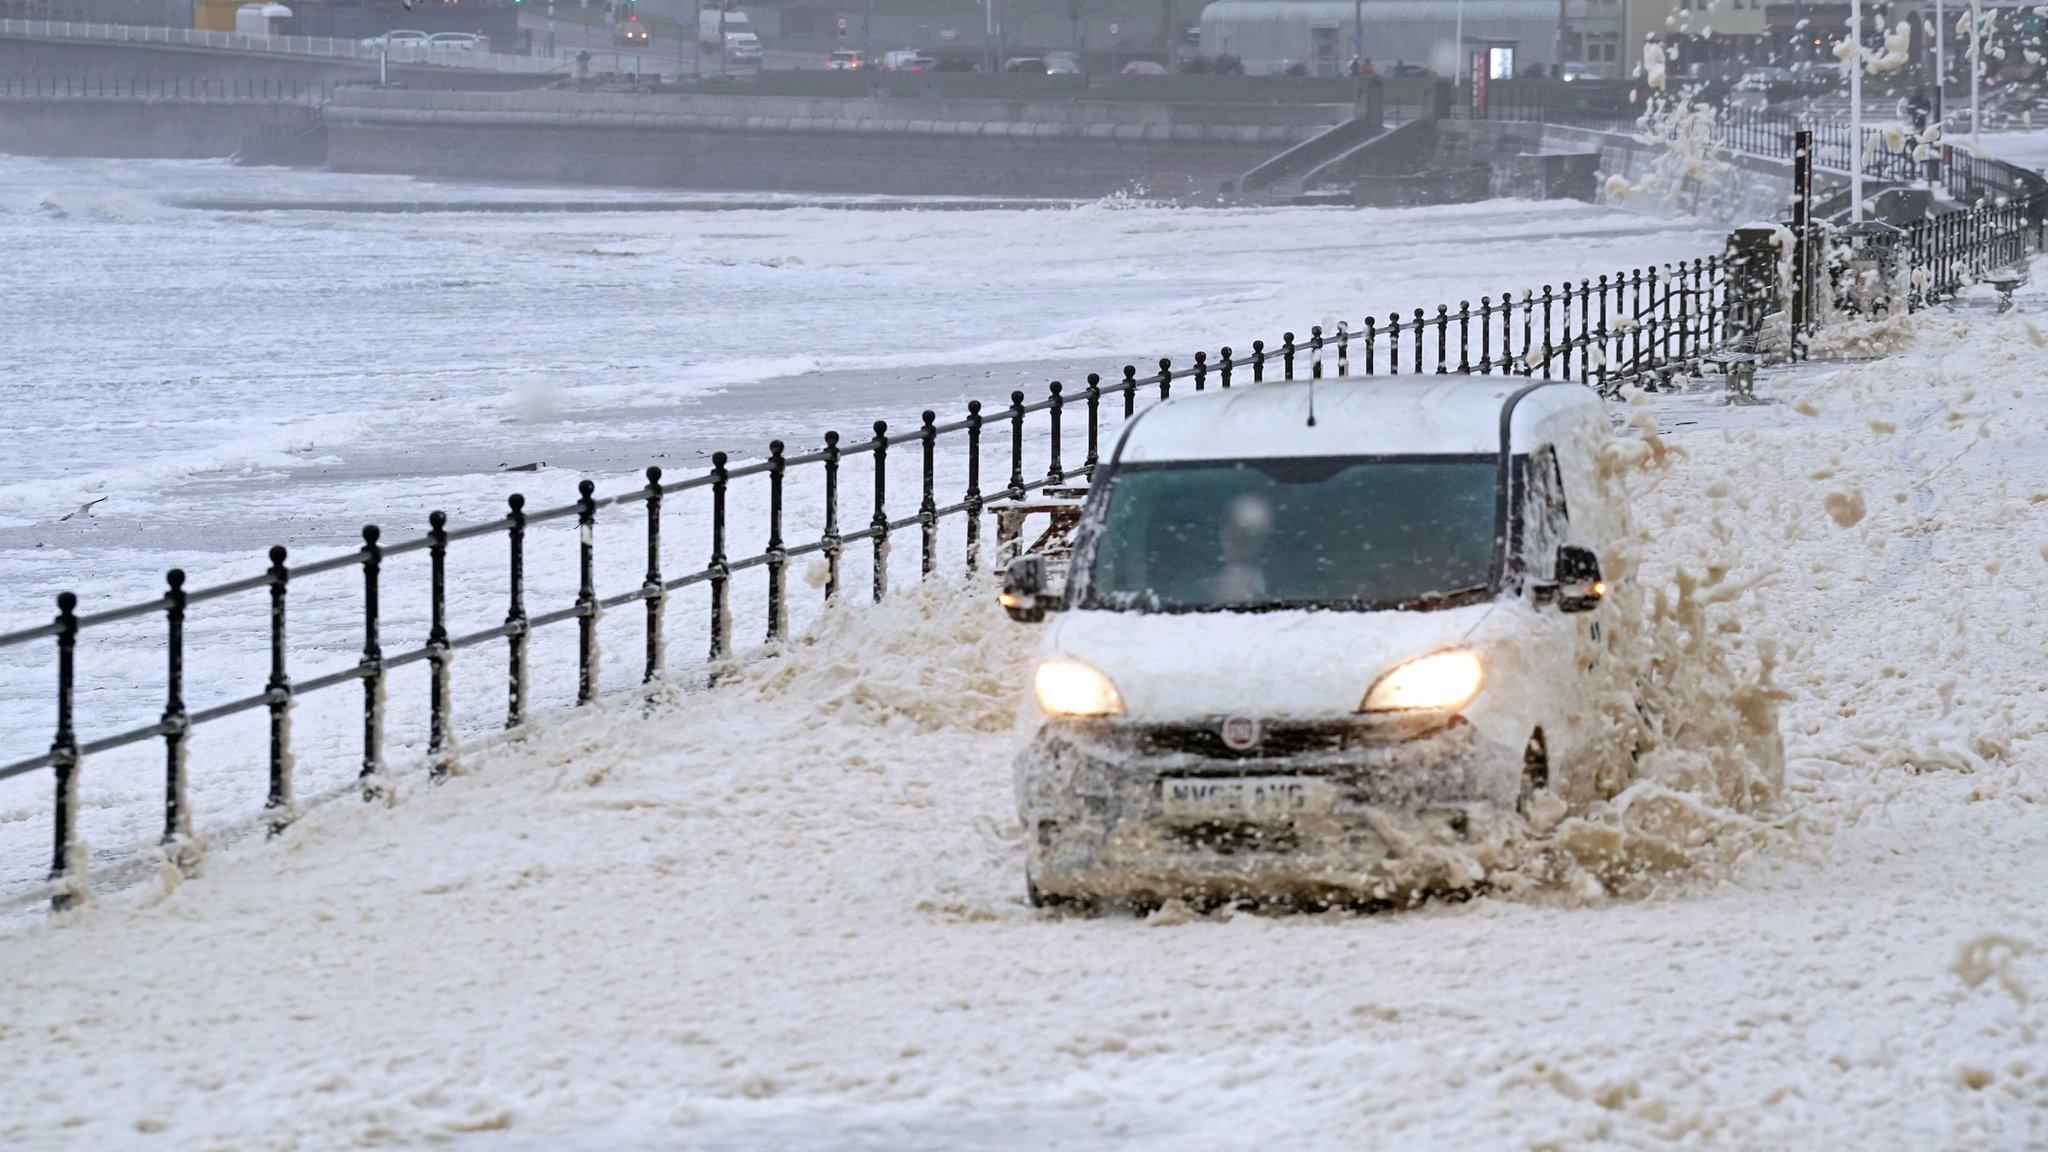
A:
[613,16,652,46]
[1733,67,1792,93]
[361,29,430,49]
[425,32,488,52]
[1002,56,1047,74]
[880,49,923,71]
[1002,378,1636,909]
[1043,51,1081,75]
[1120,60,1168,76]
[724,31,763,63]
[827,49,863,70]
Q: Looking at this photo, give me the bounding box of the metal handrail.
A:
[0,17,565,74]
[2,252,1738,906]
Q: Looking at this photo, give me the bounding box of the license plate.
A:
[1160,777,1337,822]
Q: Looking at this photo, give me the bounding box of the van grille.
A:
[1135,721,1361,761]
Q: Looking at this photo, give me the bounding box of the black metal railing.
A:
[1902,192,2047,304]
[0,255,1733,907]
[0,75,332,101]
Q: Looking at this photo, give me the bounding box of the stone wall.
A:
[0,92,312,157]
[322,88,1345,199]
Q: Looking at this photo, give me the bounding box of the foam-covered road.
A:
[2,292,2045,1150]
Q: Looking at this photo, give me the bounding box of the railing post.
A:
[1253,339,1266,382]
[1043,387,1063,484]
[1156,357,1172,399]
[644,466,665,682]
[708,456,731,668]
[1595,275,1611,391]
[822,433,841,600]
[1435,303,1449,372]
[162,569,191,846]
[1121,365,1137,416]
[1219,347,1234,389]
[870,422,890,603]
[1082,376,1101,471]
[48,591,78,911]
[358,528,385,798]
[427,513,453,775]
[1310,326,1324,378]
[575,481,599,704]
[264,544,293,832]
[505,494,528,729]
[964,406,983,574]
[1478,298,1492,373]
[1558,284,1574,381]
[919,412,939,578]
[1412,308,1425,372]
[1006,394,1025,499]
[765,444,787,642]
[1629,270,1645,375]
[1193,351,1207,391]
[1520,291,1534,375]
[1336,323,1349,377]
[1282,332,1296,380]
[1362,319,1375,374]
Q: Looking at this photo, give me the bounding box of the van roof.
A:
[1113,378,1600,463]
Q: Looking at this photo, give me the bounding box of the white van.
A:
[1001,378,1636,908]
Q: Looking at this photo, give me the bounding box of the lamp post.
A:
[1453,0,1464,83]
[1969,0,1981,145]
[985,0,996,72]
[1933,0,1945,129]
[1352,0,1362,79]
[1849,0,1863,221]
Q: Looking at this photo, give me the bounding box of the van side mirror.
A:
[1553,544,1606,613]
[1000,555,1060,623]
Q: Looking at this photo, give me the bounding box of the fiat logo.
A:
[1220,716,1260,751]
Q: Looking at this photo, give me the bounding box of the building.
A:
[1197,0,1626,79]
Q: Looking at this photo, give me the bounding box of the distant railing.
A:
[1469,94,2048,212]
[1903,192,2047,303]
[0,74,333,101]
[0,254,1731,908]
[0,18,565,74]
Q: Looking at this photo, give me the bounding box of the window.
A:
[1515,447,1570,580]
[1080,456,1502,613]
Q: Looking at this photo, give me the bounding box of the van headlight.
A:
[1361,649,1484,713]
[1033,659,1124,717]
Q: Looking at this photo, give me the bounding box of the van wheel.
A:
[1027,873,1093,913]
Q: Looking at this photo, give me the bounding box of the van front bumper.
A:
[1015,716,1524,905]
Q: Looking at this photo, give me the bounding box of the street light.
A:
[1969,0,1982,145]
[1933,0,1945,130]
[1849,0,1863,222]
[1453,0,1464,84]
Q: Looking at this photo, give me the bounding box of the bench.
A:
[1984,266,2030,314]
[1701,347,1764,405]
[987,486,1090,571]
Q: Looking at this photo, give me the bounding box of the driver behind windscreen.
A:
[1213,492,1274,603]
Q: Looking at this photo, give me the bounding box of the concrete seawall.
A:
[323,89,1348,199]
[0,92,314,158]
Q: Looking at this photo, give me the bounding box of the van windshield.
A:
[1079,455,1500,613]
